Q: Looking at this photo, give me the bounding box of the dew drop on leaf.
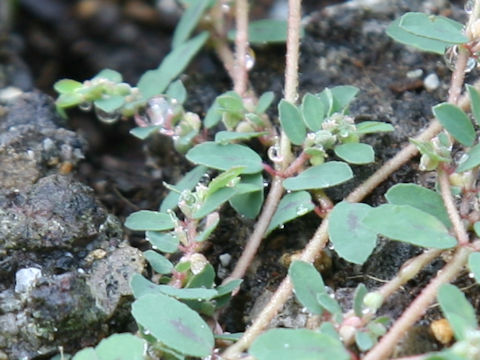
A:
[79,101,92,111]
[245,47,256,71]
[295,204,310,216]
[465,0,474,14]
[267,145,284,163]
[444,45,476,73]
[95,107,120,124]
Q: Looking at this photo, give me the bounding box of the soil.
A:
[1,0,478,358]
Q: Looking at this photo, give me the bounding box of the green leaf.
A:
[205,167,244,197]
[125,210,175,231]
[186,263,215,289]
[353,283,368,317]
[438,284,477,340]
[334,143,374,164]
[228,19,302,44]
[279,100,307,145]
[93,69,123,82]
[204,100,222,129]
[355,121,394,134]
[433,103,475,146]
[186,142,263,174]
[386,18,451,54]
[362,204,457,249]
[289,260,326,314]
[144,250,173,274]
[399,13,468,44]
[217,91,245,115]
[146,231,179,253]
[129,126,160,140]
[467,84,480,126]
[172,0,211,48]
[138,32,209,99]
[266,191,314,234]
[250,329,350,360]
[160,165,208,213]
[214,131,268,144]
[468,252,480,284]
[256,91,275,113]
[166,80,187,104]
[355,331,375,351]
[72,333,146,360]
[215,333,243,341]
[216,279,243,297]
[474,222,480,237]
[54,79,83,94]
[328,202,376,265]
[229,173,264,219]
[56,93,85,108]
[72,348,97,360]
[283,162,353,191]
[130,274,217,300]
[132,293,214,357]
[193,187,237,219]
[456,143,480,173]
[330,85,359,112]
[94,95,124,113]
[301,93,325,131]
[194,212,220,242]
[385,183,451,228]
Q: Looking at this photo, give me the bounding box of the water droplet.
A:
[78,102,92,111]
[328,243,335,250]
[465,0,474,14]
[444,45,476,73]
[267,145,284,163]
[279,224,285,229]
[263,181,269,188]
[145,96,176,127]
[284,343,290,348]
[199,173,211,186]
[296,204,310,216]
[469,272,475,278]
[221,2,231,13]
[95,107,120,124]
[245,47,256,71]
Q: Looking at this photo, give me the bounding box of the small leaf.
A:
[186,263,215,289]
[250,329,350,360]
[328,202,376,265]
[166,80,187,104]
[334,143,374,164]
[214,131,268,144]
[267,191,314,234]
[289,260,327,315]
[54,79,83,94]
[301,93,325,131]
[386,17,450,54]
[193,187,237,219]
[93,69,123,82]
[474,222,480,237]
[468,252,480,284]
[172,0,211,48]
[355,331,375,351]
[437,284,477,340]
[216,279,243,298]
[204,100,222,129]
[467,84,480,126]
[56,93,84,108]
[205,167,244,197]
[144,250,173,274]
[217,91,245,115]
[125,210,175,231]
[229,173,264,219]
[283,162,353,191]
[353,283,368,317]
[146,231,179,253]
[94,95,124,113]
[194,212,220,242]
[129,126,161,140]
[355,121,394,134]
[256,91,275,113]
[433,103,475,146]
[385,183,451,228]
[72,348,97,360]
[186,142,263,174]
[132,293,214,357]
[279,100,307,145]
[362,204,457,249]
[95,334,146,360]
[399,13,468,44]
[330,85,359,112]
[160,166,208,212]
[228,19,301,45]
[456,143,480,173]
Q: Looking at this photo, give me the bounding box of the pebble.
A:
[15,268,42,294]
[424,73,440,91]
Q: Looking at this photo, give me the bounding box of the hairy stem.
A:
[363,246,473,360]
[234,0,249,96]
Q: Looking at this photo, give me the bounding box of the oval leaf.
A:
[456,143,480,173]
[54,79,83,94]
[289,260,327,315]
[186,142,263,174]
[283,161,353,191]
[144,250,173,274]
[433,103,475,146]
[172,0,211,48]
[266,191,314,234]
[467,84,480,126]
[229,173,264,219]
[193,187,237,219]
[146,231,179,253]
[132,293,214,357]
[334,143,374,164]
[95,334,146,360]
[301,93,325,131]
[468,252,480,285]
[362,204,457,249]
[250,328,350,360]
[125,210,175,231]
[438,284,477,341]
[328,202,376,265]
[385,183,451,228]
[279,100,307,145]
[355,121,394,134]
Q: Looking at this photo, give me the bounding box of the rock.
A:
[0,93,145,359]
